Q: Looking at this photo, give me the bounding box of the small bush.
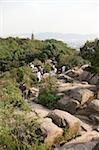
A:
[0,79,29,111]
[17,67,24,82]
[38,88,59,109]
[41,76,58,92]
[33,59,44,67]
[38,76,59,109]
[0,113,52,150]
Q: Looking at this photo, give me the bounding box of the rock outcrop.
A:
[87,99,99,113]
[58,95,80,114]
[47,109,81,136]
[57,131,99,150]
[26,65,99,148]
[65,66,99,85]
[68,88,94,105]
[40,118,63,145]
[28,102,51,118]
[89,74,99,85]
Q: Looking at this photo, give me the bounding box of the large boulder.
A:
[58,131,99,150]
[58,74,75,83]
[78,71,90,81]
[47,109,81,136]
[69,88,94,105]
[40,118,63,145]
[30,102,50,118]
[58,96,80,114]
[58,139,99,150]
[89,74,99,85]
[81,64,90,70]
[89,114,99,123]
[87,99,99,113]
[77,99,99,122]
[66,67,83,79]
[72,67,83,76]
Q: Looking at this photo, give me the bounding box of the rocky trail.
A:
[25,66,99,150]
[27,101,51,118]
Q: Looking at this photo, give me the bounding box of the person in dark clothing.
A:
[27,89,32,99]
[19,83,27,98]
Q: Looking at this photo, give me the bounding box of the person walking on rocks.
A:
[52,64,57,74]
[54,67,57,74]
[62,65,66,73]
[19,83,27,98]
[37,70,42,82]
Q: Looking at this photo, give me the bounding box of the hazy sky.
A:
[0,0,99,37]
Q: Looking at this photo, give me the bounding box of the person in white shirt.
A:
[62,65,66,73]
[52,64,55,69]
[37,71,42,82]
[30,63,34,70]
[54,67,57,74]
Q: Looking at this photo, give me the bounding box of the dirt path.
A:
[26,100,51,118]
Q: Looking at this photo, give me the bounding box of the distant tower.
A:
[31,33,34,40]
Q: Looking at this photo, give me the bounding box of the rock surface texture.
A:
[68,88,94,105]
[40,118,63,145]
[47,109,81,135]
[26,66,99,148]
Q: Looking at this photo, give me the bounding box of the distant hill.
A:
[35,32,98,49]
[1,32,98,49]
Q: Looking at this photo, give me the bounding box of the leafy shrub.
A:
[29,73,38,85]
[41,76,58,92]
[38,76,59,109]
[80,39,99,73]
[0,79,29,111]
[10,65,37,86]
[33,59,44,67]
[22,66,37,86]
[0,113,52,150]
[38,89,59,109]
[0,126,17,150]
[17,67,24,82]
[39,52,48,62]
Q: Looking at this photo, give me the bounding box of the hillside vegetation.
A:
[80,39,99,73]
[0,37,99,150]
[0,37,87,72]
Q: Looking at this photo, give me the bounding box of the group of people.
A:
[19,63,66,98]
[30,62,66,82]
[30,63,41,82]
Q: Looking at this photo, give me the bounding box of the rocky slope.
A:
[26,66,99,150]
